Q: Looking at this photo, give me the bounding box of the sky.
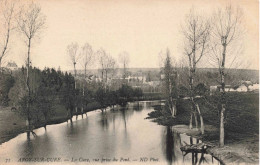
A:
[2,0,259,70]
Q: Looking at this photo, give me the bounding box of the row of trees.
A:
[161,5,244,147]
[66,42,130,84]
[1,66,144,129]
[65,41,131,118]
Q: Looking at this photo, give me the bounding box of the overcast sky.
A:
[3,0,259,70]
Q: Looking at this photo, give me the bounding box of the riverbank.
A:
[147,93,259,164]
[170,125,258,164]
[0,106,67,145]
[0,99,155,145]
[0,102,102,145]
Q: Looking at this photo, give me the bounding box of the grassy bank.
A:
[0,98,153,145]
[0,101,103,145]
[147,92,259,164]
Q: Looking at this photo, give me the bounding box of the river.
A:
[0,101,220,165]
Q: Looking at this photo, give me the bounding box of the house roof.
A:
[6,62,18,68]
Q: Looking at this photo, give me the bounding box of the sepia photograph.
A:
[0,0,259,164]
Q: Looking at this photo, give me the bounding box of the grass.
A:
[148,92,259,143]
[147,92,259,163]
[0,101,106,144]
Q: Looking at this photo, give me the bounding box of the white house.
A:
[236,84,248,92]
[126,75,146,83]
[147,81,160,87]
[210,85,238,94]
[248,84,259,92]
[210,86,218,93]
[6,61,18,70]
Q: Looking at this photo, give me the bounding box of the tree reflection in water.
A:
[163,126,218,165]
[133,102,144,111]
[163,126,182,165]
[19,133,54,158]
[23,138,34,157]
[165,126,174,164]
[121,108,127,131]
[100,111,109,130]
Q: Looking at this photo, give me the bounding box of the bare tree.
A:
[118,51,130,81]
[67,42,80,120]
[162,49,178,117]
[210,5,243,147]
[67,42,80,83]
[16,1,46,137]
[0,0,15,70]
[105,54,117,89]
[97,48,116,88]
[182,8,211,134]
[80,42,94,118]
[97,48,106,84]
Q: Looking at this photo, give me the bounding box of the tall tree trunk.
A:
[188,67,197,129]
[195,103,204,134]
[219,42,227,147]
[70,107,73,123]
[168,77,175,117]
[81,106,84,119]
[26,38,31,138]
[173,103,177,116]
[188,27,199,130]
[82,77,85,119]
[66,109,69,123]
[219,69,226,147]
[189,68,202,131]
[73,63,78,119]
[82,65,86,119]
[220,103,225,147]
[189,112,193,129]
[194,111,198,130]
[43,115,47,131]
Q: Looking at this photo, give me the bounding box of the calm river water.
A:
[0,101,219,165]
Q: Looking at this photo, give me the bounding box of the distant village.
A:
[210,82,259,94]
[3,61,259,95]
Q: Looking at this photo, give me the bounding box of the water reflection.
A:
[162,127,182,165]
[121,109,127,131]
[162,126,219,165]
[0,101,219,165]
[132,102,144,111]
[100,111,109,130]
[21,139,34,157]
[165,127,174,164]
[18,133,54,158]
